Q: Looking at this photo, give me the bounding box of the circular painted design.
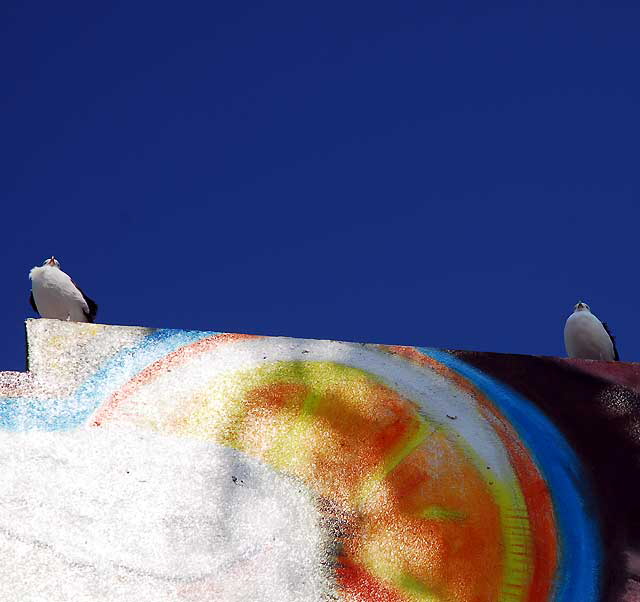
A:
[87,334,571,601]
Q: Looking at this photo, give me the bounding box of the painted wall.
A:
[1,319,640,602]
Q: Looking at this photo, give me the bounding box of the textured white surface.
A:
[25,320,151,398]
[0,428,335,601]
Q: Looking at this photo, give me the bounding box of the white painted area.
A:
[0,428,335,601]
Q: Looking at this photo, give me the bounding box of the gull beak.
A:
[47,257,56,266]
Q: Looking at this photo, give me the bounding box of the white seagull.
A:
[564,301,618,361]
[29,256,98,323]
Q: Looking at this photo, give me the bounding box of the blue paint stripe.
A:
[420,348,602,602]
[0,328,217,431]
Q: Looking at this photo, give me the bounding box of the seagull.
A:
[29,256,98,323]
[564,301,619,361]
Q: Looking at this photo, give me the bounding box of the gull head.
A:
[42,256,61,269]
[574,301,591,313]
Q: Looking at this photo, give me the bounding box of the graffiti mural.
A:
[1,319,640,601]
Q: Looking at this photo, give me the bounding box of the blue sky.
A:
[2,2,639,371]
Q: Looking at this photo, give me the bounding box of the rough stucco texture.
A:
[2,319,640,601]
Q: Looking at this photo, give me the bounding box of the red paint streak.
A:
[560,357,640,395]
[91,333,257,427]
[336,557,406,602]
[246,382,309,410]
[370,386,415,453]
[384,345,558,602]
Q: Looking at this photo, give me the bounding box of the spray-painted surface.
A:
[1,320,640,601]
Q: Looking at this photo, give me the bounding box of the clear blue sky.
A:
[2,2,639,371]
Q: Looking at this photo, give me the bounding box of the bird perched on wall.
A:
[29,257,98,323]
[564,301,619,361]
